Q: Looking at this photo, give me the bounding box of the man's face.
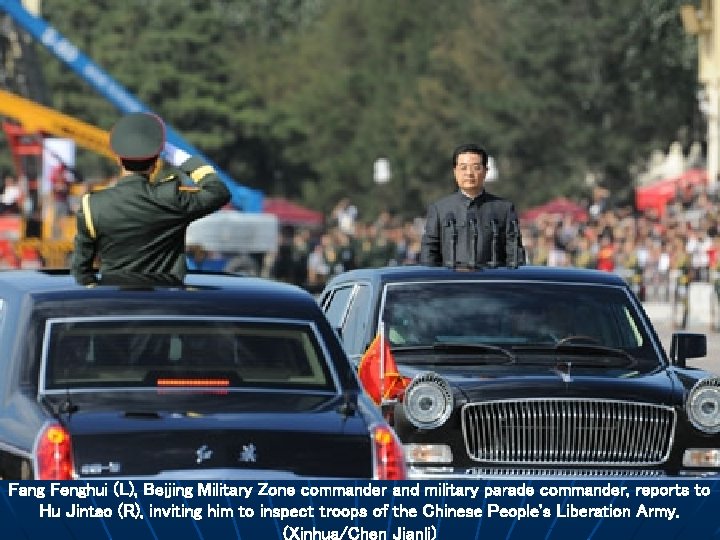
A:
[454,151,486,198]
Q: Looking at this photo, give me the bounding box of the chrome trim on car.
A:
[408,466,666,479]
[403,373,454,429]
[686,377,720,433]
[0,439,33,461]
[461,398,676,466]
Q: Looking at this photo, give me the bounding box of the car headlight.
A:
[687,377,720,433]
[403,373,453,429]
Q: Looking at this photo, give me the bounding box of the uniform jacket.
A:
[420,190,524,268]
[71,156,231,285]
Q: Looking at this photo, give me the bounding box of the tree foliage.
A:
[6,0,699,218]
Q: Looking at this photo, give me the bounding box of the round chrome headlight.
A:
[687,378,720,433]
[403,373,453,429]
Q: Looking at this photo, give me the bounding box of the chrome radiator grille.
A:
[463,468,665,478]
[462,399,676,465]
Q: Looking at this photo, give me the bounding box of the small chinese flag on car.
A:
[358,324,410,404]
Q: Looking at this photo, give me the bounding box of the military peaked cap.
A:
[110,112,165,160]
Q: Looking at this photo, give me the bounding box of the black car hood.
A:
[47,391,373,479]
[397,363,681,406]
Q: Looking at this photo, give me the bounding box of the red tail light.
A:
[372,424,407,480]
[35,423,74,480]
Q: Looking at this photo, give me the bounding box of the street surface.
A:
[644,301,720,374]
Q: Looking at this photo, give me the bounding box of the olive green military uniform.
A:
[71,112,231,285]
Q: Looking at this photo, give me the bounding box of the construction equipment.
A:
[0,90,279,271]
[0,89,114,265]
[0,89,112,158]
[0,0,263,212]
[0,0,279,269]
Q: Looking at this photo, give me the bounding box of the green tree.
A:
[14,0,700,219]
[36,0,320,192]
[233,0,482,216]
[487,0,699,207]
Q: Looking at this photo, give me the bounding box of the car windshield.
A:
[382,281,660,367]
[41,318,335,392]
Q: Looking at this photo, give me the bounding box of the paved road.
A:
[644,301,720,374]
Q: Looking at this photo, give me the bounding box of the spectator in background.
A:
[306,235,331,293]
[573,236,595,269]
[331,197,358,235]
[272,225,299,283]
[360,224,397,267]
[596,234,615,272]
[49,161,81,239]
[334,229,357,273]
[49,161,73,218]
[0,174,22,214]
[687,227,712,282]
[589,186,610,220]
[292,228,310,287]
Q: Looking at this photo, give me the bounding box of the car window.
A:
[341,284,372,356]
[382,282,658,366]
[41,318,335,392]
[322,285,354,328]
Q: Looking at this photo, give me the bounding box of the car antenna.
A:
[40,390,77,418]
[58,386,79,415]
[337,390,357,417]
[52,383,78,416]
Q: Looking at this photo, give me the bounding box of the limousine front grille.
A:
[462,468,665,478]
[462,399,676,465]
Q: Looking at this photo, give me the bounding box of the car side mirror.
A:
[669,332,707,367]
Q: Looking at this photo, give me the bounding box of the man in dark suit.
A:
[420,143,524,268]
[71,112,231,286]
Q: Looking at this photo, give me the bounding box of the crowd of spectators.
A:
[271,182,720,306]
[521,183,720,305]
[3,163,719,308]
[269,203,424,293]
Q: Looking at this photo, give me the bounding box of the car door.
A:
[321,282,373,364]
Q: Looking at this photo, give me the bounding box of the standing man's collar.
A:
[459,189,485,201]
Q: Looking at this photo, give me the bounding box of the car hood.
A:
[397,363,681,405]
[48,391,373,479]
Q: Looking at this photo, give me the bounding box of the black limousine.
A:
[320,265,717,478]
[0,270,405,480]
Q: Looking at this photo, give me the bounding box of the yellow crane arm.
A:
[0,89,113,159]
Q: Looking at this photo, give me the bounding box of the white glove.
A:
[164,142,192,167]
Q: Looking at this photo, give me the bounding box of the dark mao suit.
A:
[71,156,231,285]
[420,190,523,268]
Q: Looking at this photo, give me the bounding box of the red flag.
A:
[358,332,409,404]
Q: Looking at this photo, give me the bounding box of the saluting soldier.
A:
[71,112,231,286]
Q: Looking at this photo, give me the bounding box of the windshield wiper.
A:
[514,343,637,368]
[392,343,516,364]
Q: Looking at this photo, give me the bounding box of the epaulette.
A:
[157,173,179,184]
[179,186,201,192]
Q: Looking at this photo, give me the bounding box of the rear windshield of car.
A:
[382,281,660,366]
[40,317,335,392]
